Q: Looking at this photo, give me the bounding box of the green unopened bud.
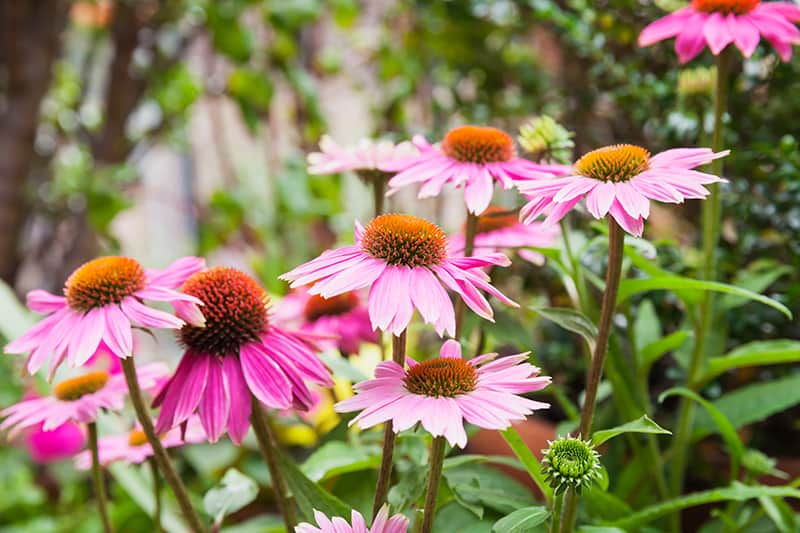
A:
[542,436,601,494]
[677,66,716,98]
[518,115,574,164]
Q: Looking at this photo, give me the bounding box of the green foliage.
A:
[592,415,671,446]
[492,506,549,533]
[203,469,258,526]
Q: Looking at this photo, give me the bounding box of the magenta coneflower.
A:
[308,135,416,176]
[280,214,518,338]
[335,340,550,448]
[382,126,568,215]
[275,288,378,355]
[153,267,333,445]
[74,418,206,469]
[638,0,800,62]
[296,506,409,533]
[448,206,560,266]
[24,420,86,464]
[518,145,729,236]
[5,256,205,377]
[0,363,167,438]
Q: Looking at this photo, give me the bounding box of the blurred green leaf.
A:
[592,415,671,446]
[701,340,800,384]
[203,468,258,526]
[275,448,350,521]
[530,306,597,351]
[492,506,549,533]
[301,442,379,482]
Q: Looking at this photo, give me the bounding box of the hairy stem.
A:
[89,422,114,533]
[420,437,447,533]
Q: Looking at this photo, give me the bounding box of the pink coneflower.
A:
[74,418,206,469]
[275,288,378,355]
[153,267,333,445]
[5,256,205,377]
[517,145,729,237]
[335,340,550,448]
[280,214,518,338]
[382,126,569,215]
[308,135,416,177]
[448,206,560,266]
[24,420,86,464]
[0,363,167,438]
[638,0,800,62]
[296,506,409,533]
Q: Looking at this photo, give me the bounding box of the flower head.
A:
[74,417,206,469]
[308,135,417,182]
[24,421,86,464]
[542,436,602,494]
[153,267,333,445]
[5,256,205,378]
[0,363,167,438]
[518,145,729,236]
[280,214,518,338]
[275,288,378,355]
[295,505,409,533]
[382,126,568,215]
[638,1,800,63]
[518,115,575,164]
[449,206,560,266]
[335,340,550,448]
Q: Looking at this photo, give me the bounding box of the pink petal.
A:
[675,13,711,63]
[440,340,462,359]
[730,15,761,57]
[239,343,292,409]
[223,357,251,445]
[26,290,67,314]
[585,181,616,218]
[609,200,645,237]
[638,8,694,46]
[145,256,206,288]
[199,359,229,443]
[102,304,133,358]
[68,307,105,367]
[120,297,184,329]
[704,12,734,54]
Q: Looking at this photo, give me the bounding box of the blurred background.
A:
[1,0,799,530]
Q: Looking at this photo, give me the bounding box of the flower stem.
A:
[373,176,386,217]
[550,492,564,533]
[250,398,297,531]
[372,330,407,516]
[88,422,114,533]
[561,217,625,532]
[120,358,207,533]
[454,211,479,337]
[668,50,730,511]
[149,458,162,533]
[420,436,446,533]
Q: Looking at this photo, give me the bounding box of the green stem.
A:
[250,398,297,531]
[550,492,564,533]
[560,218,590,314]
[121,358,207,533]
[372,330,407,516]
[454,212,479,337]
[669,50,730,512]
[561,217,625,532]
[89,422,114,533]
[150,458,162,533]
[420,437,447,533]
[500,427,553,505]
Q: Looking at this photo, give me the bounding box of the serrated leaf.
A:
[492,506,549,533]
[592,415,671,446]
[702,340,800,384]
[203,468,258,524]
[530,306,597,351]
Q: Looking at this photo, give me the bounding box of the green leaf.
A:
[633,300,661,351]
[316,352,368,382]
[607,482,800,529]
[443,454,525,472]
[107,462,185,533]
[616,277,792,318]
[702,340,800,384]
[719,261,792,310]
[275,449,350,521]
[582,487,632,521]
[530,306,597,351]
[577,527,626,533]
[203,468,258,525]
[499,427,553,504]
[659,387,744,479]
[301,441,380,482]
[592,415,671,446]
[759,495,798,533]
[492,506,549,533]
[443,463,536,515]
[639,330,692,374]
[433,502,495,533]
[0,280,34,341]
[692,374,800,440]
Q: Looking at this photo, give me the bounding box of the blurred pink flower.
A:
[638,0,800,62]
[280,214,517,338]
[296,506,409,533]
[274,288,377,355]
[382,126,569,215]
[5,256,205,378]
[448,206,560,266]
[1,363,167,438]
[518,145,729,236]
[307,136,416,175]
[335,340,550,448]
[153,267,333,445]
[24,420,86,464]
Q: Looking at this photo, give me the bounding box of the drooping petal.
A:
[26,290,67,314]
[223,357,251,445]
[239,343,293,409]
[198,359,229,443]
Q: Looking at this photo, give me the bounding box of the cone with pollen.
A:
[518,144,729,236]
[381,125,568,214]
[5,256,205,376]
[281,214,518,338]
[336,340,551,448]
[154,267,333,445]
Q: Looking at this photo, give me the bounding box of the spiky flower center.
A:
[403,358,478,397]
[574,144,650,182]
[179,267,269,356]
[542,437,601,494]
[64,256,146,311]
[474,206,518,234]
[442,126,515,164]
[361,214,448,267]
[304,292,359,322]
[53,371,109,401]
[692,0,759,15]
